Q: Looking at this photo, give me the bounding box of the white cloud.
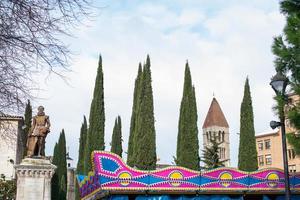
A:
[32,1,285,167]
[178,9,205,27]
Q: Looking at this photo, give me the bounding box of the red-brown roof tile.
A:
[202,98,229,128]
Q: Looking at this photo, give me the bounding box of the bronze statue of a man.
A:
[26,106,51,157]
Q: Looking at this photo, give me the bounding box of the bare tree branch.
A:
[0,0,94,113]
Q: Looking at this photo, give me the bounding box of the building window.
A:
[221,148,224,159]
[264,139,271,150]
[289,165,296,173]
[218,147,225,159]
[265,154,272,165]
[258,141,263,151]
[292,149,296,159]
[288,149,296,160]
[258,156,264,166]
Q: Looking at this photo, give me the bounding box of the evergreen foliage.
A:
[176,62,199,170]
[272,0,300,153]
[110,116,123,157]
[59,175,66,200]
[238,78,258,171]
[75,116,87,200]
[127,64,143,167]
[287,133,300,155]
[0,176,16,200]
[77,116,88,174]
[134,55,157,170]
[51,130,67,200]
[23,100,32,157]
[58,129,67,196]
[51,143,59,200]
[84,55,105,174]
[201,136,227,170]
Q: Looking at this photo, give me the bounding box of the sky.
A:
[32,0,286,167]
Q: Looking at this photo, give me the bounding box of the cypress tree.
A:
[134,55,157,170]
[110,116,123,157]
[176,62,199,170]
[23,100,32,157]
[84,55,105,174]
[59,175,66,200]
[83,132,90,175]
[51,129,67,200]
[76,116,87,174]
[59,129,67,190]
[127,64,143,166]
[238,78,258,171]
[75,116,87,200]
[58,129,67,200]
[272,0,300,153]
[51,143,59,200]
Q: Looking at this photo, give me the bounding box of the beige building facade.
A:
[255,94,300,172]
[0,114,24,179]
[256,129,300,172]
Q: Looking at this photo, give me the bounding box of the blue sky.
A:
[33,0,285,167]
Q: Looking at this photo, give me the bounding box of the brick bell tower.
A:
[202,97,230,167]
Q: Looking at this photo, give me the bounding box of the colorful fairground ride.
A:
[77,151,300,200]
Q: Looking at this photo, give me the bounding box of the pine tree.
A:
[272,0,300,153]
[176,62,199,170]
[75,116,87,200]
[201,136,227,170]
[51,130,67,200]
[127,64,143,167]
[134,55,157,170]
[110,116,123,157]
[84,55,105,174]
[23,100,32,157]
[238,78,258,171]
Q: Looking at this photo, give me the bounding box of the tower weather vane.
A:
[26,106,51,157]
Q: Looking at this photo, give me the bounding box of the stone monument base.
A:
[15,157,56,200]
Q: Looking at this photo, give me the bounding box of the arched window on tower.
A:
[206,132,209,143]
[218,131,221,142]
[222,131,225,142]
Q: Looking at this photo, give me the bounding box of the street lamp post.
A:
[270,71,291,200]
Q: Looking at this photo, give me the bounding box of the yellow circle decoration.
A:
[169,171,183,187]
[118,172,132,186]
[267,172,279,188]
[219,172,233,187]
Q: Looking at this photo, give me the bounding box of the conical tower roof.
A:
[202,97,229,128]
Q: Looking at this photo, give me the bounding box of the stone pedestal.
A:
[67,167,76,200]
[15,158,56,200]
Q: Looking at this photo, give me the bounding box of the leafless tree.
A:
[0,0,93,114]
